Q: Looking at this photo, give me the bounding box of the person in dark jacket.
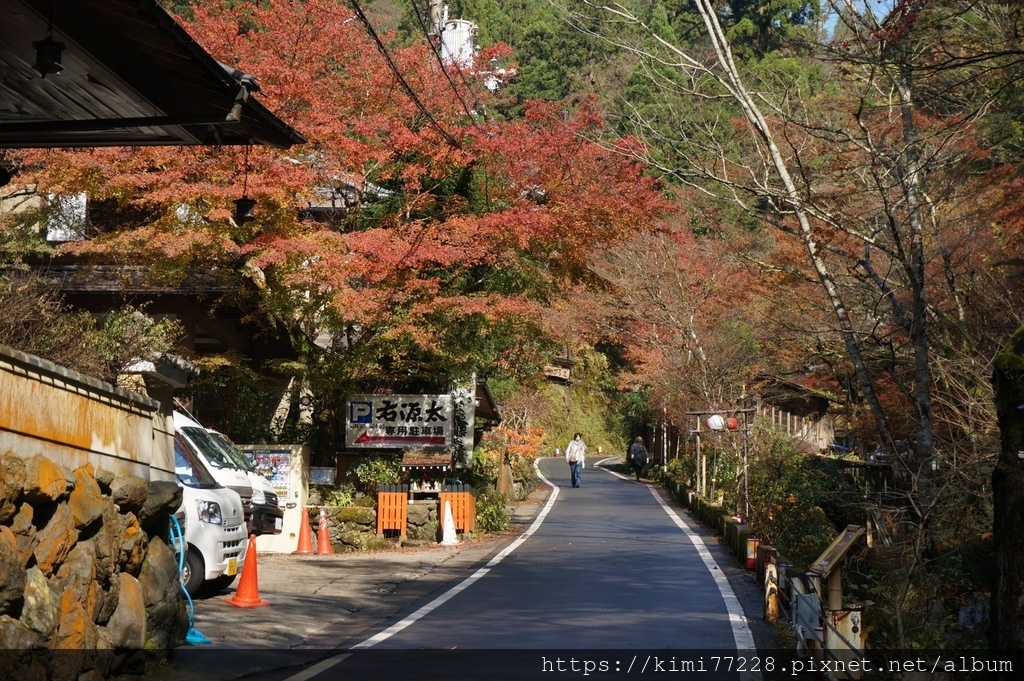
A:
[629,436,648,482]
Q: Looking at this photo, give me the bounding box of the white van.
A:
[173,432,247,595]
[208,429,284,536]
[174,410,254,524]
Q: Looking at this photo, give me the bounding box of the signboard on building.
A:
[345,394,453,449]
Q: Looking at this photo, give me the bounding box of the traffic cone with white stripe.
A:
[316,508,334,555]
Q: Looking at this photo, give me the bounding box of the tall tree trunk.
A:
[691,0,893,441]
[991,326,1024,651]
[896,56,935,464]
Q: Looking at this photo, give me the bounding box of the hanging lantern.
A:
[726,417,740,431]
[706,414,725,431]
[33,36,65,77]
[234,196,256,224]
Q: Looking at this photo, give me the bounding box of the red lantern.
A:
[726,417,740,430]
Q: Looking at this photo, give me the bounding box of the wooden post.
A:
[991,326,1024,651]
[828,569,843,611]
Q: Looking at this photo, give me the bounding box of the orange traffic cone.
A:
[223,534,270,608]
[294,507,314,555]
[316,508,334,555]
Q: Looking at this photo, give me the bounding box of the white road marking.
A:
[348,459,560,649]
[281,653,351,681]
[647,486,760,659]
[290,458,758,681]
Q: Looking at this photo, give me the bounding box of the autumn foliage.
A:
[12,0,665,385]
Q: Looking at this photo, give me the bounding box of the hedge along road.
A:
[267,457,765,681]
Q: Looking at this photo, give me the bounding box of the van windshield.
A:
[208,431,255,472]
[181,426,240,469]
[174,434,219,488]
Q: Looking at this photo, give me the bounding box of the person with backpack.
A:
[565,433,586,488]
[629,436,649,482]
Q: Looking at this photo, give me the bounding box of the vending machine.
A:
[238,444,310,553]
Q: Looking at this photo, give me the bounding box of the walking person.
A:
[565,433,586,488]
[629,436,648,482]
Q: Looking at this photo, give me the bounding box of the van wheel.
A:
[180,548,205,596]
[205,573,237,594]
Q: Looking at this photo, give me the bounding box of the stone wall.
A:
[406,500,440,542]
[0,345,186,679]
[308,500,442,551]
[312,506,379,551]
[0,452,187,679]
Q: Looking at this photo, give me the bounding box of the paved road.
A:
[357,456,752,650]
[164,458,781,681]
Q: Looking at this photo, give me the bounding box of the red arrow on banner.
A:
[354,431,446,446]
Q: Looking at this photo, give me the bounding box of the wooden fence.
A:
[376,484,408,534]
[439,486,475,533]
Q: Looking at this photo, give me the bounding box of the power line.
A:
[348,0,463,149]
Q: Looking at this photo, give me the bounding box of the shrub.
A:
[321,485,355,507]
[746,425,837,566]
[475,489,511,532]
[466,449,500,488]
[350,453,402,495]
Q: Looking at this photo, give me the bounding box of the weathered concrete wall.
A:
[0,346,186,677]
[0,346,173,483]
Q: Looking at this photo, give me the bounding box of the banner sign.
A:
[345,394,453,449]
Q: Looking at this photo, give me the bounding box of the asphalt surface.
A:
[155,457,786,681]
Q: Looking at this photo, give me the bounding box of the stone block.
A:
[105,574,145,649]
[138,481,181,532]
[94,468,116,494]
[54,541,98,620]
[139,536,188,648]
[32,503,78,577]
[91,504,120,580]
[11,502,35,568]
[0,614,45,651]
[23,455,66,504]
[53,589,97,659]
[21,567,57,638]
[406,502,431,525]
[118,514,148,576]
[0,525,26,612]
[68,466,108,529]
[138,537,177,609]
[0,455,26,524]
[109,475,148,515]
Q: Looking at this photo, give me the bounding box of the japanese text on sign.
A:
[345,394,453,449]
